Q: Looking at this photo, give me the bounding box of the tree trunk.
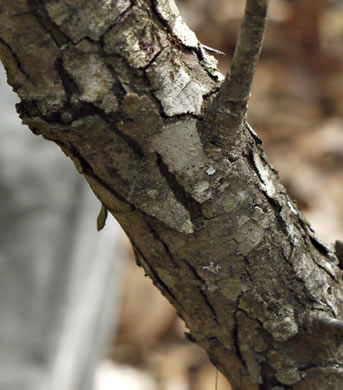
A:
[1,1,343,389]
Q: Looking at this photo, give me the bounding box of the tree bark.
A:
[1,1,343,389]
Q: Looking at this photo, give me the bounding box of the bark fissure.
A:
[55,142,144,220]
[83,107,146,157]
[141,48,164,70]
[28,0,70,48]
[132,244,180,305]
[183,259,221,327]
[54,57,80,101]
[143,218,179,266]
[0,38,33,82]
[98,2,135,48]
[237,306,264,329]
[233,307,249,370]
[150,0,185,45]
[156,153,203,221]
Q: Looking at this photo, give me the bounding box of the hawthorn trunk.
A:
[1,1,343,389]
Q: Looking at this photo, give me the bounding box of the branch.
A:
[201,0,270,152]
[221,0,270,105]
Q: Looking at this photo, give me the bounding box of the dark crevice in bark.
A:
[54,56,80,101]
[199,289,221,326]
[233,242,255,288]
[238,306,264,329]
[193,49,224,83]
[233,240,254,282]
[245,121,264,146]
[253,145,278,176]
[335,241,343,270]
[67,144,94,173]
[232,311,248,371]
[143,218,179,266]
[103,50,149,93]
[232,286,250,371]
[16,100,42,123]
[156,153,203,223]
[183,259,221,327]
[141,48,164,71]
[57,99,146,158]
[102,112,145,158]
[150,0,180,40]
[0,38,33,82]
[298,234,339,286]
[241,254,255,286]
[28,0,70,47]
[246,147,262,177]
[308,231,331,256]
[55,55,129,127]
[98,1,135,48]
[296,212,331,256]
[67,144,136,211]
[184,331,197,343]
[132,244,143,267]
[132,244,180,305]
[18,99,77,134]
[202,209,231,221]
[259,362,290,390]
[102,63,128,104]
[71,36,97,47]
[201,86,221,103]
[95,49,176,125]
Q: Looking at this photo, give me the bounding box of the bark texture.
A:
[1,1,343,389]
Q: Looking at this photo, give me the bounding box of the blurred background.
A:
[1,1,343,390]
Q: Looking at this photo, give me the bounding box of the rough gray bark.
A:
[1,0,343,389]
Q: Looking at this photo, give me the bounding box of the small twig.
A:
[220,0,270,105]
[201,0,270,153]
[201,44,226,57]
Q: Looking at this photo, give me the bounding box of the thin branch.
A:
[201,0,270,153]
[221,0,270,105]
